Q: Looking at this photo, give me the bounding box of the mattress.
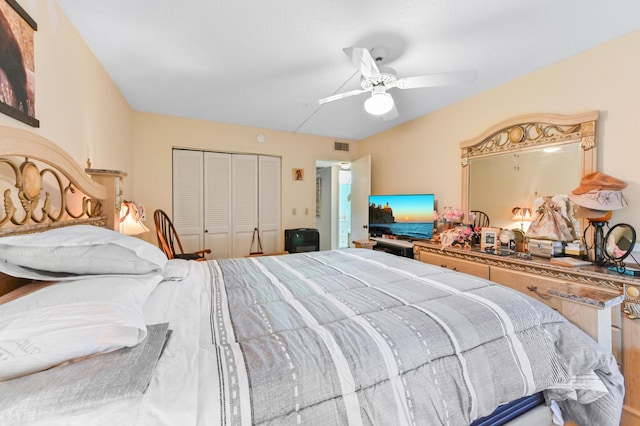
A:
[200,249,623,425]
[1,250,624,425]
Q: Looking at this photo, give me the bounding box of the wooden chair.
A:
[153,209,211,261]
[471,210,490,229]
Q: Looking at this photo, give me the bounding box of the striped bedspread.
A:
[208,249,623,425]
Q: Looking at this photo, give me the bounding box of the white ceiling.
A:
[56,0,640,141]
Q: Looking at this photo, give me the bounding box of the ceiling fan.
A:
[319,47,477,120]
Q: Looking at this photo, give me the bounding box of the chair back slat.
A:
[154,209,184,259]
[154,209,210,261]
[471,210,490,228]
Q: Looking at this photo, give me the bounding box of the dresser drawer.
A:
[418,251,490,279]
[489,266,567,310]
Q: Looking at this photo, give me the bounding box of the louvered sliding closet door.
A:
[232,155,259,258]
[259,156,281,253]
[203,152,232,259]
[172,149,205,255]
[174,150,280,259]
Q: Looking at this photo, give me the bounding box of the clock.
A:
[499,228,515,244]
[498,228,516,252]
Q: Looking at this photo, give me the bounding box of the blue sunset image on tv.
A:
[368,194,435,240]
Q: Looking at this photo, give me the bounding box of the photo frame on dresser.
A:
[480,227,500,252]
[0,0,38,127]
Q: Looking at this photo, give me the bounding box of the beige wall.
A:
[0,0,133,172]
[4,1,639,242]
[1,0,354,248]
[359,29,640,229]
[131,112,355,245]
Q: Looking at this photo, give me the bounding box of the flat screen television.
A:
[368,193,435,241]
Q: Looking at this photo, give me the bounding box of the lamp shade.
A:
[120,200,150,235]
[364,91,394,115]
[512,207,532,221]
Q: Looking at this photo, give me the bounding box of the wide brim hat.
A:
[571,172,627,195]
[568,190,627,211]
[573,205,612,220]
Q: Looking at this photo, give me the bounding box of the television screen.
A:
[368,194,435,241]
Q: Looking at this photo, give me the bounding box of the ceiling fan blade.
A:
[396,70,478,89]
[318,88,368,105]
[343,47,380,79]
[382,103,399,121]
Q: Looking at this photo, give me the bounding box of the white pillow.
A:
[0,273,163,382]
[0,225,167,280]
[161,258,190,281]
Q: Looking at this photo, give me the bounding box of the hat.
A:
[571,172,627,195]
[568,190,627,211]
[573,205,612,220]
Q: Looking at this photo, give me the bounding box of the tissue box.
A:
[528,239,564,258]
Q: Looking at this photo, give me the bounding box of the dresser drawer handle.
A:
[526,285,551,300]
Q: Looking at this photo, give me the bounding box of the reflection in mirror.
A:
[605,223,636,261]
[461,111,598,232]
[468,144,582,229]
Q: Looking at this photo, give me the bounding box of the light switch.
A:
[292,208,296,215]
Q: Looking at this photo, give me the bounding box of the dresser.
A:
[413,240,640,425]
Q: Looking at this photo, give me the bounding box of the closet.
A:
[172,149,281,259]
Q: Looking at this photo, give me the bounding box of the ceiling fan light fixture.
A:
[364,91,394,115]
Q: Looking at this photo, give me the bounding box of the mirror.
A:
[461,111,598,230]
[605,223,636,261]
[468,144,582,228]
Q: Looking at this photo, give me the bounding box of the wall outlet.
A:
[292,208,296,215]
[305,208,309,215]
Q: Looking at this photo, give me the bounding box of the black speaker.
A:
[285,228,319,253]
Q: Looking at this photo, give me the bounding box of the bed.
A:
[0,127,625,425]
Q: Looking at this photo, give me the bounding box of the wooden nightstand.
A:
[85,168,127,232]
[353,240,377,249]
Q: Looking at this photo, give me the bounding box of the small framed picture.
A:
[480,227,500,251]
[292,168,304,181]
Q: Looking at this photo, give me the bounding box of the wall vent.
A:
[334,142,350,152]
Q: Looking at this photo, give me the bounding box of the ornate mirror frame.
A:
[460,111,599,224]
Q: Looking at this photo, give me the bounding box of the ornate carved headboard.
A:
[0,126,122,296]
[0,126,118,236]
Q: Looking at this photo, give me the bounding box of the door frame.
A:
[315,156,371,249]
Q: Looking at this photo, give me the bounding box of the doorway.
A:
[315,156,370,250]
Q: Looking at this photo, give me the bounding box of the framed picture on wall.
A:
[0,0,39,127]
[292,168,304,181]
